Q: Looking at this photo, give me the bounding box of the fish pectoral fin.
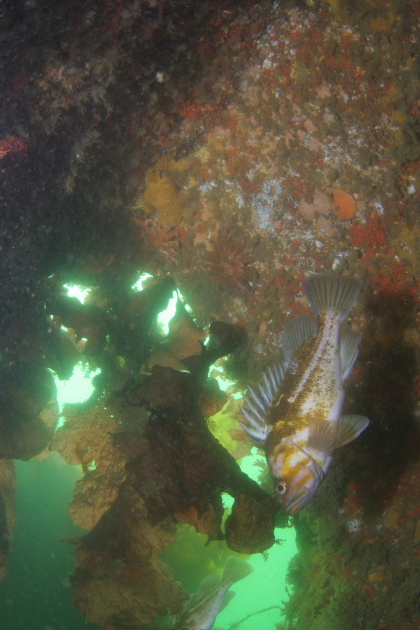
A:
[220,591,236,613]
[340,332,361,380]
[336,414,369,448]
[199,574,221,592]
[308,418,337,453]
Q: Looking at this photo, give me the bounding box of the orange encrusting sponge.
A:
[332,190,357,219]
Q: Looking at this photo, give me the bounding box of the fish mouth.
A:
[283,486,313,516]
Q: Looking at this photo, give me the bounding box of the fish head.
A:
[269,440,326,516]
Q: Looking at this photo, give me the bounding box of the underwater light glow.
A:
[131,272,154,292]
[212,372,242,398]
[63,283,91,303]
[222,493,234,509]
[54,363,101,426]
[157,290,178,335]
[238,447,264,483]
[183,299,193,314]
[216,523,297,630]
[218,443,297,630]
[132,271,194,335]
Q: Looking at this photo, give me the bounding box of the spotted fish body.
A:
[172,557,253,630]
[240,273,369,516]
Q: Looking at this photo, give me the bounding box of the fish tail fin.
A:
[302,273,362,321]
[222,557,254,586]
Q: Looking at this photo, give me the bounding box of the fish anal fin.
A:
[199,574,221,592]
[308,418,336,453]
[220,591,236,613]
[336,414,369,448]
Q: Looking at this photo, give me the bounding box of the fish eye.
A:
[276,481,287,496]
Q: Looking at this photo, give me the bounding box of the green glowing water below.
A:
[0,453,296,630]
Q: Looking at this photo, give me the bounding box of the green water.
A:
[0,347,296,630]
[0,452,295,630]
[215,458,296,630]
[0,454,100,630]
[215,530,296,630]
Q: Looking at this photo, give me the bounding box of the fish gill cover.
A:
[0,0,419,629]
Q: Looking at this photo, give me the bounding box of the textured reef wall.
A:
[0,0,419,628]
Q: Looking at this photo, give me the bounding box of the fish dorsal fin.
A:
[302,274,362,322]
[308,418,337,453]
[239,413,272,446]
[282,316,318,363]
[336,414,369,448]
[222,557,254,584]
[220,591,236,613]
[240,360,287,445]
[177,590,202,616]
[340,332,361,380]
[199,574,221,592]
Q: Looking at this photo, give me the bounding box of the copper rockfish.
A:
[240,273,369,516]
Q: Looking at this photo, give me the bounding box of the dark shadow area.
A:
[347,290,419,519]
